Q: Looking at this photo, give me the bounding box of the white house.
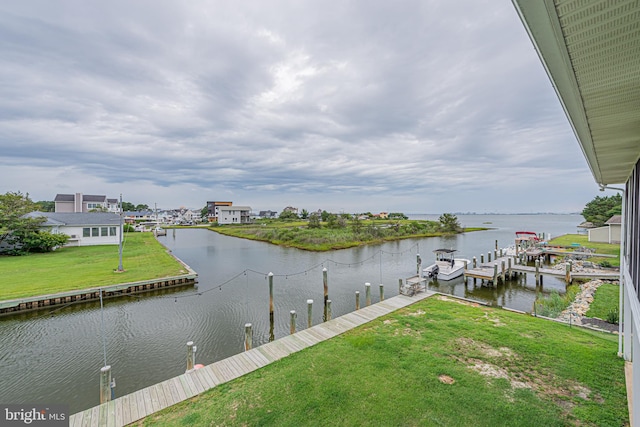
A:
[26,212,121,246]
[55,193,119,213]
[588,215,622,244]
[513,1,639,422]
[218,206,252,224]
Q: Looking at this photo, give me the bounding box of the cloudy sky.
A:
[0,0,600,214]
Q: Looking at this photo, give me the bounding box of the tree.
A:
[200,205,208,221]
[300,209,309,219]
[279,210,299,220]
[439,213,461,233]
[135,204,150,211]
[388,212,408,220]
[582,194,622,227]
[121,201,135,211]
[0,191,68,254]
[321,210,330,222]
[35,200,55,212]
[308,212,321,229]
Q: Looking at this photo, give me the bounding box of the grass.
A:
[211,220,486,251]
[137,297,627,427]
[0,233,187,301]
[586,284,620,322]
[534,284,579,318]
[547,234,620,267]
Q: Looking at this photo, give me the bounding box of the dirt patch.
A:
[383,319,397,325]
[408,309,426,317]
[437,295,480,307]
[439,374,455,384]
[481,312,505,326]
[454,338,516,359]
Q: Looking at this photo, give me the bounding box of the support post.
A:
[186,341,195,371]
[398,278,403,294]
[501,260,505,282]
[290,310,297,335]
[493,264,498,284]
[323,268,328,322]
[379,284,384,301]
[268,272,274,318]
[494,249,498,261]
[326,300,332,321]
[244,324,252,351]
[307,299,313,328]
[481,254,484,264]
[565,262,572,283]
[355,291,360,310]
[365,283,371,306]
[100,365,112,404]
[508,257,512,278]
[488,252,492,263]
[473,256,477,268]
[416,254,421,275]
[535,259,540,286]
[495,240,498,250]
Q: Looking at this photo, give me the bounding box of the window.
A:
[109,227,117,236]
[83,228,90,237]
[92,227,99,237]
[101,227,108,236]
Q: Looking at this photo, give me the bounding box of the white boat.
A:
[422,249,470,281]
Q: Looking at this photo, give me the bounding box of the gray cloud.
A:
[0,0,596,213]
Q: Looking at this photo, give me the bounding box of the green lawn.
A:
[548,234,621,266]
[586,284,620,321]
[0,233,187,300]
[137,297,627,427]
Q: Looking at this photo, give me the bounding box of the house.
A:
[513,1,639,422]
[588,215,622,244]
[25,212,121,246]
[206,201,233,222]
[258,210,278,219]
[282,206,298,214]
[218,206,252,224]
[54,193,119,213]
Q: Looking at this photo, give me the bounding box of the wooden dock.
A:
[464,256,619,284]
[69,289,436,426]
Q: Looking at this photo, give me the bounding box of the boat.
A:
[422,249,470,281]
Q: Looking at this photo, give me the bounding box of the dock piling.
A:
[307,299,313,328]
[473,256,477,268]
[290,310,297,335]
[488,252,492,263]
[493,265,498,284]
[326,300,332,321]
[365,283,371,306]
[323,268,328,322]
[100,365,112,404]
[186,341,195,371]
[379,284,384,301]
[535,259,540,285]
[355,291,360,310]
[244,325,252,351]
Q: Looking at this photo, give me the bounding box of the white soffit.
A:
[513,0,640,185]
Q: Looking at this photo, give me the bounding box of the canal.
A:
[0,214,582,413]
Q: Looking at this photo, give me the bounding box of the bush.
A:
[606,308,619,324]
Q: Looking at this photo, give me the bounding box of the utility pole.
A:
[118,193,124,272]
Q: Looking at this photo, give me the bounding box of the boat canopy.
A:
[433,249,456,254]
[515,231,540,241]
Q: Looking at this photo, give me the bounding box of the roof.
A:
[54,193,107,202]
[605,215,622,225]
[433,249,456,254]
[24,212,121,226]
[219,206,251,211]
[512,0,640,185]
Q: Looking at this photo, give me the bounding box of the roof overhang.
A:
[512,0,640,185]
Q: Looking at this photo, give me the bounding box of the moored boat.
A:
[422,249,470,281]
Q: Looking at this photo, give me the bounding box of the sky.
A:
[0,0,602,214]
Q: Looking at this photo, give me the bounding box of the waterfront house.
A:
[588,215,622,244]
[25,212,121,246]
[54,193,119,213]
[206,201,233,222]
[513,1,640,423]
[218,206,252,224]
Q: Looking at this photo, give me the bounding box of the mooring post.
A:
[494,249,498,261]
[244,324,252,351]
[100,365,112,404]
[508,257,512,278]
[355,291,360,310]
[379,284,384,301]
[535,259,540,285]
[290,310,297,335]
[493,264,498,284]
[268,272,274,319]
[365,282,371,306]
[473,256,477,268]
[464,260,468,271]
[501,260,505,282]
[495,240,498,250]
[186,341,195,371]
[307,299,313,328]
[398,278,403,294]
[565,262,572,283]
[327,300,332,321]
[500,249,503,257]
[488,252,492,263]
[480,254,484,264]
[323,268,328,322]
[416,254,421,275]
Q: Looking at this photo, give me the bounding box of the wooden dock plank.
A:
[148,384,160,412]
[186,370,206,394]
[154,383,168,410]
[245,348,272,366]
[193,367,214,390]
[170,376,188,402]
[159,380,178,407]
[179,373,198,398]
[106,401,117,427]
[226,356,250,377]
[211,360,235,382]
[200,365,222,386]
[114,398,123,427]
[278,335,307,352]
[140,388,153,418]
[236,352,261,372]
[89,406,100,427]
[69,412,81,427]
[119,394,131,426]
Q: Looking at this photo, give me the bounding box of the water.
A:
[0,214,582,412]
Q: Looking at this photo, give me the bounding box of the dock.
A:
[69,289,436,427]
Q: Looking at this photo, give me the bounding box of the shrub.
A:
[606,308,619,324]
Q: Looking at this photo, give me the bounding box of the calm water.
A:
[0,214,582,412]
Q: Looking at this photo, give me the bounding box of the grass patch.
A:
[137,297,627,427]
[534,285,579,318]
[211,220,486,251]
[547,234,620,267]
[0,233,187,300]
[586,284,620,323]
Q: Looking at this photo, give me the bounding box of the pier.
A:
[69,290,436,426]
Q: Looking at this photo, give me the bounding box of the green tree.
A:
[388,212,408,220]
[582,194,622,227]
[135,204,150,211]
[321,210,330,222]
[279,210,299,220]
[439,213,461,233]
[308,212,321,229]
[35,200,55,212]
[0,191,68,254]
[200,205,208,221]
[300,209,309,219]
[121,201,135,211]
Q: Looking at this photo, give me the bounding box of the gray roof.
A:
[25,211,121,226]
[54,193,107,202]
[219,205,251,211]
[605,215,622,225]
